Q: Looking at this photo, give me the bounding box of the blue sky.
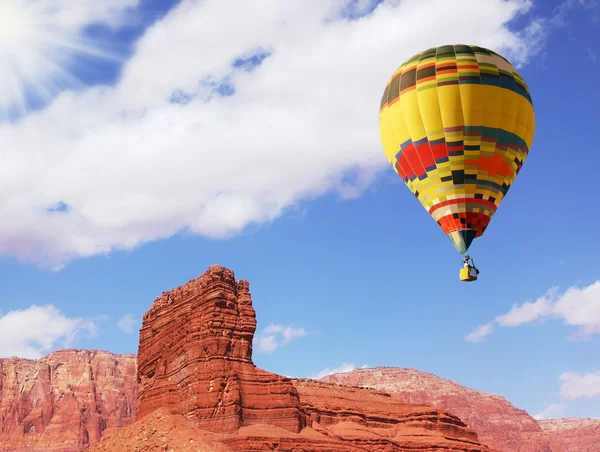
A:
[0,0,598,421]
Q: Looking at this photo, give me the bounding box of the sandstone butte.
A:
[0,264,598,451]
[97,264,491,452]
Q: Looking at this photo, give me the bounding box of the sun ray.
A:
[0,0,132,116]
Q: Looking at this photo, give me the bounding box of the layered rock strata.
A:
[321,367,556,451]
[136,265,303,433]
[0,350,136,451]
[132,264,492,451]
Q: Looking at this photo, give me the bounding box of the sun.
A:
[0,1,119,116]
[0,2,32,48]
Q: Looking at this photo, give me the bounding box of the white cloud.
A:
[534,403,568,420]
[0,304,96,359]
[117,313,137,335]
[256,335,279,353]
[465,323,494,343]
[550,0,600,27]
[495,0,599,67]
[465,281,600,341]
[255,323,308,353]
[311,362,368,379]
[560,371,600,400]
[0,0,552,269]
[495,288,556,326]
[263,324,308,342]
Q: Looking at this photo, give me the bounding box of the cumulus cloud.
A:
[311,362,369,379]
[0,0,557,269]
[465,281,600,342]
[254,324,308,353]
[117,313,138,334]
[0,305,97,359]
[560,371,600,400]
[533,403,568,420]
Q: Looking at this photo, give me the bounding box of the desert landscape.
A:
[1,265,598,451]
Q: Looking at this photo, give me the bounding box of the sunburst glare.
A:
[0,0,131,116]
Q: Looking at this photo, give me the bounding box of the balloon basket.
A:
[459,267,478,282]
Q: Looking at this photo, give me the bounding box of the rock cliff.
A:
[0,350,136,451]
[321,367,556,451]
[130,264,492,451]
[136,265,303,433]
[539,418,600,451]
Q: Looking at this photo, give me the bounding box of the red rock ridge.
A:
[0,350,136,451]
[539,418,600,451]
[320,367,557,452]
[129,264,492,451]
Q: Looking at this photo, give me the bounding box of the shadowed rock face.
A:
[132,264,492,451]
[0,350,136,451]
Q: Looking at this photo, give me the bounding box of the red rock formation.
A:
[0,350,136,451]
[321,367,555,452]
[10,265,599,451]
[131,264,492,451]
[96,390,490,452]
[136,265,303,433]
[539,418,600,451]
[284,378,489,451]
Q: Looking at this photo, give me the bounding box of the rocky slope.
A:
[321,367,559,451]
[92,408,232,452]
[128,264,492,451]
[539,418,600,451]
[0,350,136,451]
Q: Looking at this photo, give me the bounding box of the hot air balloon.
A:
[378,45,535,282]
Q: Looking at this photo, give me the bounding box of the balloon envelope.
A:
[379,44,535,254]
